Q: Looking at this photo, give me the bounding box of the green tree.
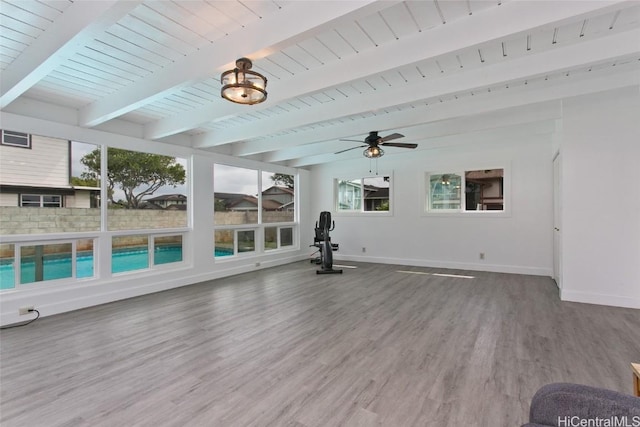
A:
[80,148,185,209]
[214,198,227,212]
[270,173,294,188]
[375,200,390,211]
[70,176,99,187]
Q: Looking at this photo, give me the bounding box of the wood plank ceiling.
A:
[1,0,639,167]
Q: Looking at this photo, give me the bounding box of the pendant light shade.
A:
[363,146,384,158]
[220,58,267,105]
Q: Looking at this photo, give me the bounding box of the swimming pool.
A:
[0,246,236,290]
[1,246,180,290]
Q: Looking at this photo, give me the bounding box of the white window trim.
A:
[1,130,31,148]
[422,165,511,218]
[20,194,63,207]
[333,171,394,217]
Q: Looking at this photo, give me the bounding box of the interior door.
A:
[553,152,562,289]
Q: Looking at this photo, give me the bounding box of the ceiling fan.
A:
[335,131,417,158]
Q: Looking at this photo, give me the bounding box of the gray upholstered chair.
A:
[522,383,640,427]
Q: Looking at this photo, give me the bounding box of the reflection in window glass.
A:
[429,174,461,210]
[214,164,258,225]
[464,169,504,211]
[237,230,255,253]
[337,179,362,211]
[280,227,293,247]
[0,244,15,290]
[154,235,183,265]
[363,176,390,211]
[77,239,94,279]
[104,148,187,230]
[261,171,295,223]
[337,176,391,212]
[112,235,148,274]
[20,243,73,284]
[215,230,234,257]
[264,227,277,251]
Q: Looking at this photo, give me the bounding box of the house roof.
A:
[146,194,187,202]
[1,1,638,168]
[262,186,294,196]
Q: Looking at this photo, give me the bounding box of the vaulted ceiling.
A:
[1,0,639,167]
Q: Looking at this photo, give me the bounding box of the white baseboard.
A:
[560,289,640,309]
[334,254,553,276]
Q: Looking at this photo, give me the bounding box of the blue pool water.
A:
[0,246,235,290]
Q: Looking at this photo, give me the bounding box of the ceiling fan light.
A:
[364,146,384,158]
[221,58,267,105]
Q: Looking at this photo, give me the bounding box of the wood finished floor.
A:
[1,261,639,427]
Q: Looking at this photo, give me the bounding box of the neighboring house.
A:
[261,186,295,211]
[215,187,295,212]
[363,185,389,211]
[143,194,187,210]
[0,130,99,208]
[337,180,390,211]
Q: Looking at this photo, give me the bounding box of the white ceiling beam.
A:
[0,0,141,109]
[197,28,640,150]
[78,0,394,128]
[184,0,631,146]
[288,67,640,167]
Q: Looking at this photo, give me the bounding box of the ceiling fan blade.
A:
[380,142,418,149]
[334,145,366,154]
[339,138,365,143]
[379,133,404,143]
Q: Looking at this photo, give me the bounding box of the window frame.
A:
[334,172,394,216]
[1,130,31,148]
[423,166,511,217]
[20,194,63,207]
[0,237,97,289]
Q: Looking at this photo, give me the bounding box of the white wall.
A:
[309,127,555,276]
[560,86,640,309]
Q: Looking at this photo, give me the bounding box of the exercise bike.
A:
[311,211,343,274]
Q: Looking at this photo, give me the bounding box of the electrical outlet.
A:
[362,247,366,253]
[479,252,485,260]
[19,305,34,315]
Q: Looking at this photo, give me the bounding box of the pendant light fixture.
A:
[220,57,267,105]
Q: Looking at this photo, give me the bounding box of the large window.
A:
[102,148,187,231]
[336,175,391,213]
[426,168,505,212]
[0,129,191,292]
[213,165,297,258]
